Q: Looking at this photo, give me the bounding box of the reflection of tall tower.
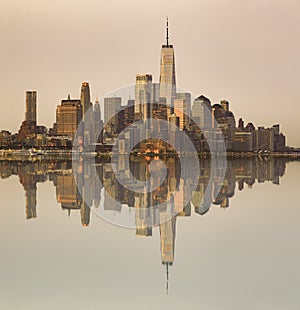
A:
[81,202,90,227]
[159,212,176,294]
[25,91,37,124]
[159,18,176,117]
[25,188,37,220]
[159,213,176,265]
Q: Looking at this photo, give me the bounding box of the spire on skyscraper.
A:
[166,17,169,47]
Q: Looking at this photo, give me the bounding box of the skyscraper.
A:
[104,97,122,124]
[174,93,191,130]
[81,82,93,146]
[25,91,37,124]
[192,95,212,129]
[135,74,153,121]
[55,95,83,139]
[92,98,103,144]
[80,82,92,122]
[104,97,122,139]
[159,18,176,117]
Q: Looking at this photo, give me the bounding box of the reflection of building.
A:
[56,174,82,212]
[0,157,290,268]
[25,188,37,219]
[159,214,176,266]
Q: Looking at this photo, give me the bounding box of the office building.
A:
[135,74,153,121]
[104,97,121,125]
[25,91,37,124]
[55,95,82,139]
[81,82,92,122]
[192,95,212,129]
[159,19,176,117]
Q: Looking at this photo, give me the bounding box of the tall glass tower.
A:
[159,18,176,118]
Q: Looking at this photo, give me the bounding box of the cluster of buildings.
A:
[0,22,289,153]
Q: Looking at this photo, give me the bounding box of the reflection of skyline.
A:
[0,157,288,269]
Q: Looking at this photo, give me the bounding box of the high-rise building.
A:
[104,97,122,140]
[176,93,191,114]
[152,83,160,104]
[104,97,122,124]
[25,91,37,124]
[192,95,212,129]
[255,126,274,151]
[92,98,103,144]
[81,82,93,146]
[80,82,92,122]
[135,74,153,121]
[174,93,191,130]
[159,19,176,117]
[55,95,83,139]
[238,118,244,130]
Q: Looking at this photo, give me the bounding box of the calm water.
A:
[0,157,299,309]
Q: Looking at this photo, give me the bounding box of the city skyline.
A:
[0,17,291,154]
[1,0,300,146]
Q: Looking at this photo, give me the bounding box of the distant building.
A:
[174,93,191,130]
[25,91,37,124]
[104,97,121,125]
[212,101,235,150]
[192,95,212,130]
[152,83,160,104]
[135,74,153,121]
[233,131,253,152]
[273,124,286,152]
[104,97,122,140]
[55,95,82,139]
[80,82,92,123]
[255,126,274,151]
[238,118,244,131]
[251,124,286,152]
[17,91,39,144]
[0,130,12,148]
[92,98,103,144]
[117,99,135,133]
[159,19,176,117]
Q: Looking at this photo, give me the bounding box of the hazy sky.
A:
[1,0,300,146]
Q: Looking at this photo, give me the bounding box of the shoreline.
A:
[0,149,300,162]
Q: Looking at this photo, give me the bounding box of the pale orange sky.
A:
[0,0,300,146]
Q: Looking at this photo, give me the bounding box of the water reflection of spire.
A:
[166,263,170,294]
[0,157,292,271]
